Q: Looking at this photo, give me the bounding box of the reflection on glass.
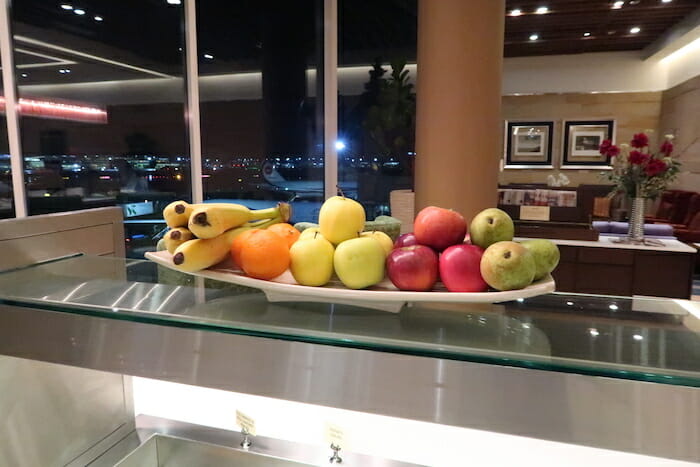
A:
[338,0,416,218]
[196,1,323,224]
[12,0,189,256]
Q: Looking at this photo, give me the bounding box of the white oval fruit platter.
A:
[146,250,555,314]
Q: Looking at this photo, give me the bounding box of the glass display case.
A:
[0,254,698,465]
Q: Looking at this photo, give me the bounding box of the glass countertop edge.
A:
[1,296,698,388]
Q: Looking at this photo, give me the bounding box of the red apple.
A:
[394,232,419,249]
[414,206,467,252]
[439,244,488,292]
[386,245,439,292]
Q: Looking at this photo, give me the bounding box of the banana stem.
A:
[248,202,291,222]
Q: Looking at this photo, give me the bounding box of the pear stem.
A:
[314,231,319,240]
[337,185,345,198]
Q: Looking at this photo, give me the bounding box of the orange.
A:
[230,229,255,267]
[238,229,290,280]
[266,223,300,249]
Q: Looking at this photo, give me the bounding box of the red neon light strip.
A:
[0,96,108,123]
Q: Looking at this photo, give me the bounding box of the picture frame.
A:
[503,121,554,168]
[561,120,615,169]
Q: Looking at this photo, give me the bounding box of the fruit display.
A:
[152,194,558,302]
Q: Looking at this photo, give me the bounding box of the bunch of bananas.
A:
[160,200,291,272]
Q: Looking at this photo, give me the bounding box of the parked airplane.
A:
[260,160,357,200]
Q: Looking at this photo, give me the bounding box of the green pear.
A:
[480,241,535,291]
[469,208,514,249]
[520,239,560,280]
[290,233,335,286]
[334,237,386,289]
[359,231,393,256]
[319,196,366,245]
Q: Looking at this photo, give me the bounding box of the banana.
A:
[172,216,284,272]
[163,200,193,228]
[188,202,291,239]
[164,227,195,254]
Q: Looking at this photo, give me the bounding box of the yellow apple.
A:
[360,231,393,256]
[319,196,366,245]
[289,234,335,286]
[334,237,385,289]
[298,227,322,241]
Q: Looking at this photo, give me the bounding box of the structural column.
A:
[414,0,505,221]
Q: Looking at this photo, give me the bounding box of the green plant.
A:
[363,59,416,156]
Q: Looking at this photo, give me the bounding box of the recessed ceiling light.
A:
[630,26,641,34]
[94,15,103,21]
[166,0,182,4]
[612,1,624,9]
[73,8,86,15]
[509,8,522,16]
[583,32,591,37]
[203,53,214,59]
[60,4,73,10]
[535,6,549,14]
[529,34,539,41]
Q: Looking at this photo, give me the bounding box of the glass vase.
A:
[628,197,645,241]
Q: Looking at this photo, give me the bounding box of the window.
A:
[12,0,189,256]
[338,0,417,218]
[196,1,324,224]
[0,52,13,218]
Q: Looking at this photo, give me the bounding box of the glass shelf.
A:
[0,254,699,386]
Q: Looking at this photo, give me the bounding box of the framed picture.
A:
[561,120,615,168]
[503,121,553,168]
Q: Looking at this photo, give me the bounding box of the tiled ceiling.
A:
[505,0,700,57]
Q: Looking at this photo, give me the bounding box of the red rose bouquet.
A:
[599,132,680,199]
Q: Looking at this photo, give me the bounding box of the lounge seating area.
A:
[645,190,700,243]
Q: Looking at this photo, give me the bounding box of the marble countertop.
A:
[515,236,697,253]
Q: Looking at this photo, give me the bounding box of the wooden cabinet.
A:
[552,244,694,299]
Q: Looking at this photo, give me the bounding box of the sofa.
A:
[592,221,676,239]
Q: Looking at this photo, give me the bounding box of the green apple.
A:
[360,231,393,256]
[290,234,335,286]
[469,208,514,249]
[480,241,535,291]
[334,237,386,289]
[319,196,366,245]
[298,227,322,241]
[520,239,560,280]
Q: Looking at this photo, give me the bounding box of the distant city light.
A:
[60,4,73,10]
[203,53,214,59]
[166,0,182,4]
[509,9,522,16]
[21,73,28,78]
[630,26,641,34]
[74,8,86,15]
[59,68,71,74]
[94,15,103,21]
[335,140,346,151]
[612,1,624,9]
[529,34,539,41]
[535,6,548,14]
[583,32,591,37]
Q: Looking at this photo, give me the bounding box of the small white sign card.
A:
[520,205,551,221]
[236,410,257,436]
